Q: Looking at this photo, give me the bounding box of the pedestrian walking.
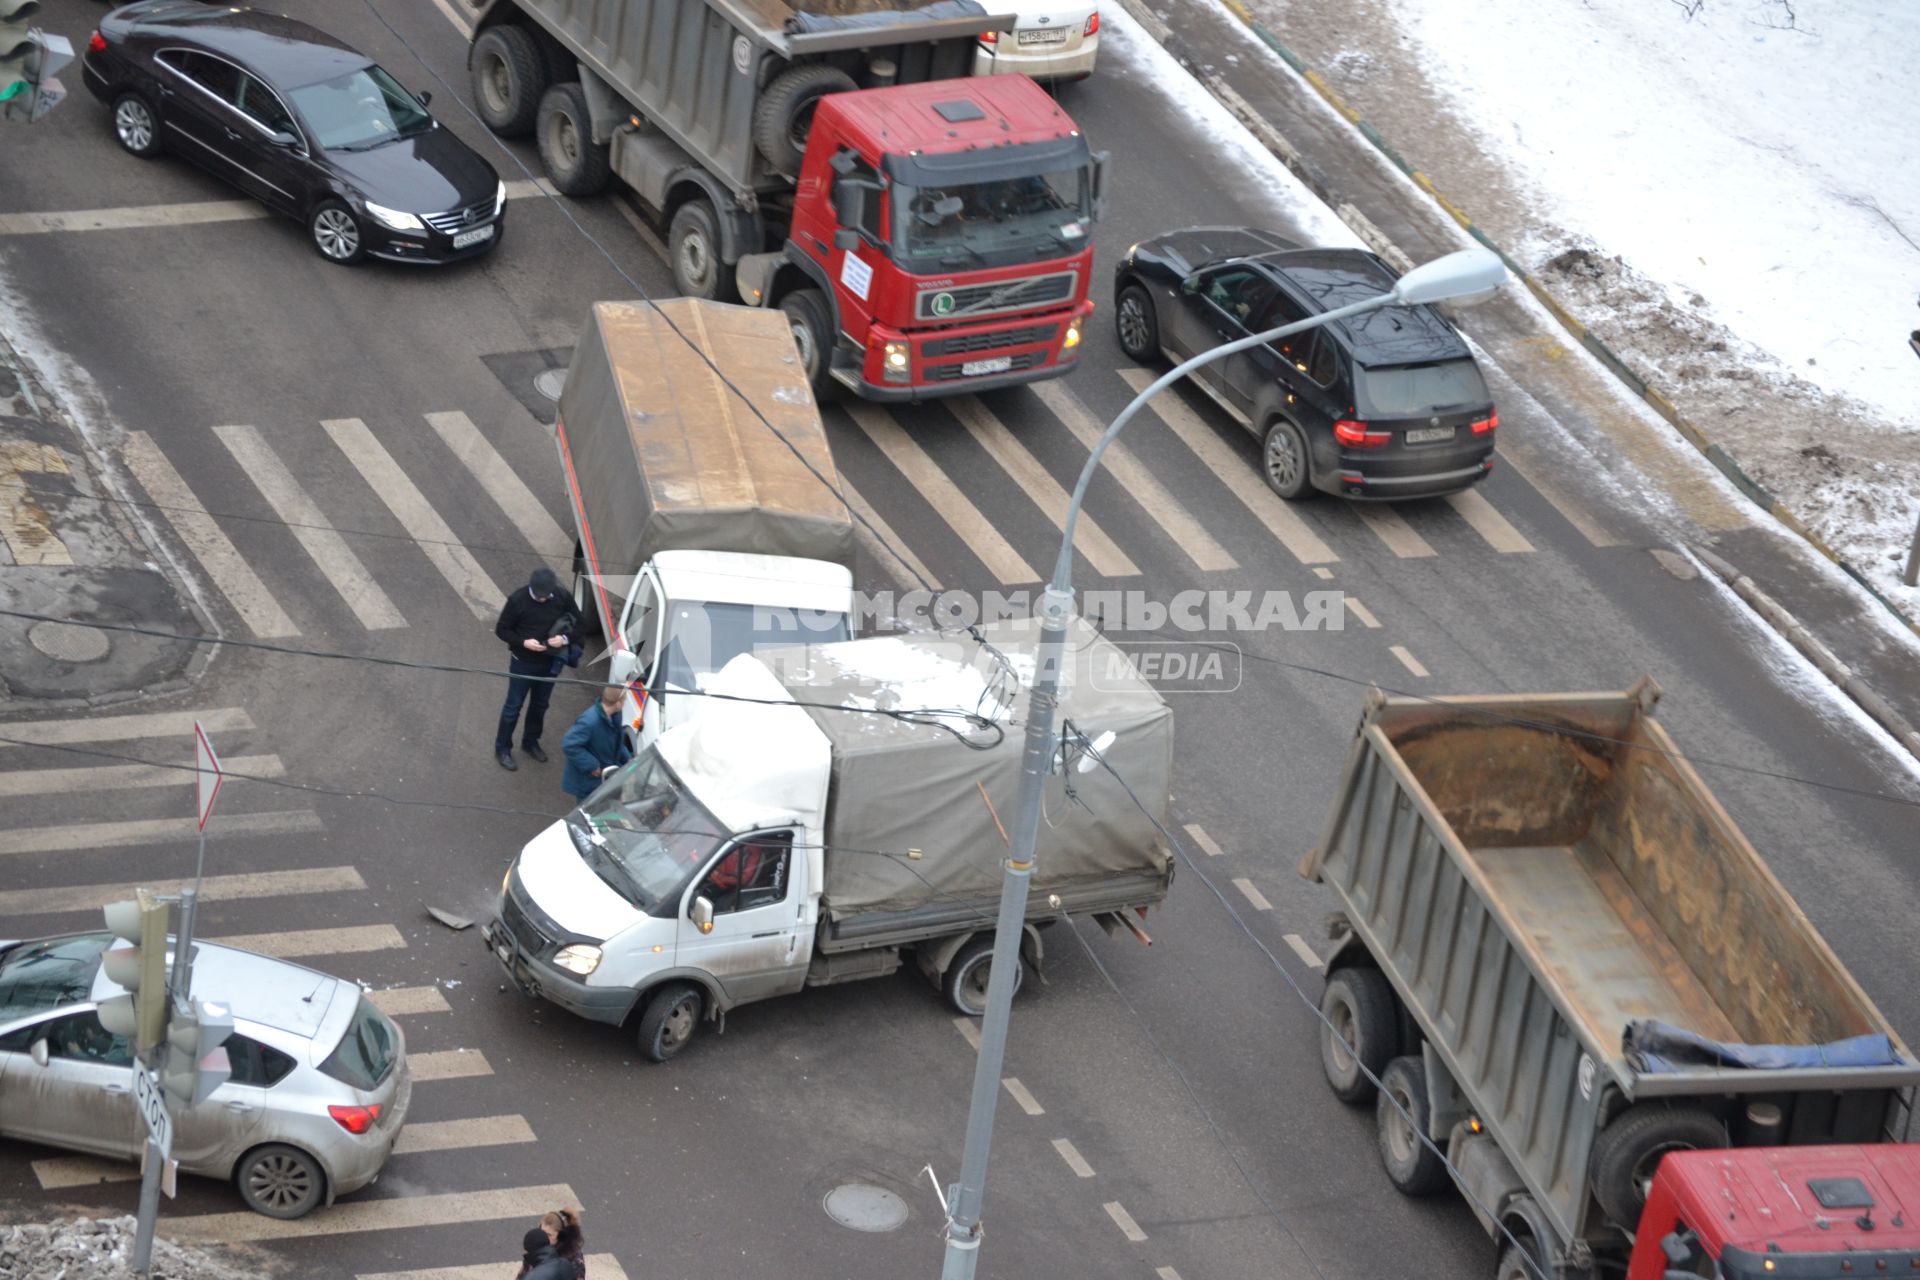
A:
[494,567,579,771]
[553,1208,587,1279]
[563,686,633,802]
[515,1225,569,1280]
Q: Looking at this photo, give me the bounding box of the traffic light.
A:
[99,891,171,1057]
[0,2,71,125]
[161,999,233,1109]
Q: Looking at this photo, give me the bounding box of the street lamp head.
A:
[1391,247,1509,308]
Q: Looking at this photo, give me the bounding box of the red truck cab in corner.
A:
[747,75,1104,401]
[1627,1145,1920,1280]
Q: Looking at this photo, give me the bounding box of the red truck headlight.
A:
[882,340,911,384]
[1062,315,1084,354]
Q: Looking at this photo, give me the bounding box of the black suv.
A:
[1114,227,1497,500]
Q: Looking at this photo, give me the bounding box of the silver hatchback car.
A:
[0,932,411,1218]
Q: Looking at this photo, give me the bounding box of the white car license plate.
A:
[1017,28,1069,45]
[453,224,495,249]
[1406,426,1455,444]
[962,356,1014,376]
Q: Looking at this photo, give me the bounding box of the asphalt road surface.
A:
[1,4,1915,1280]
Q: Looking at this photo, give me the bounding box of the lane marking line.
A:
[1052,1138,1096,1178]
[1350,502,1435,558]
[1002,1077,1044,1116]
[840,476,941,593]
[0,753,281,798]
[1490,439,1622,550]
[1312,566,1335,580]
[367,986,452,1017]
[426,0,473,38]
[362,1256,627,1280]
[1445,489,1536,554]
[1158,1269,1186,1280]
[392,1114,536,1156]
[1182,822,1225,858]
[952,1016,982,1050]
[214,425,408,630]
[210,924,405,960]
[610,194,673,266]
[846,403,1039,584]
[409,1049,494,1082]
[1119,368,1337,566]
[1029,380,1238,573]
[951,396,1140,578]
[0,865,364,918]
[323,417,503,620]
[124,431,298,638]
[0,707,253,748]
[1232,877,1274,912]
[1283,933,1326,971]
[1103,1201,1149,1243]
[0,185,552,238]
[0,440,75,565]
[1390,644,1430,678]
[1343,596,1382,629]
[166,1182,579,1244]
[423,411,572,567]
[0,810,321,858]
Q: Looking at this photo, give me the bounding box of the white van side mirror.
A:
[691,896,714,935]
[609,651,639,685]
[29,1039,49,1068]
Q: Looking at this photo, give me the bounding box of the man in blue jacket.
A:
[562,684,632,803]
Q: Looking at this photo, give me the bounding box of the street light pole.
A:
[937,248,1508,1279]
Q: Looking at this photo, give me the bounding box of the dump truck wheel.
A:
[1589,1104,1726,1227]
[637,983,702,1063]
[471,25,546,138]
[752,64,857,176]
[946,935,1022,1018]
[1319,967,1397,1103]
[669,200,733,301]
[537,82,611,197]
[779,289,832,391]
[1496,1241,1545,1280]
[1376,1055,1450,1195]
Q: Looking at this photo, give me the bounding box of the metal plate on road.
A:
[1017,28,1069,45]
[133,1065,171,1157]
[454,224,496,250]
[961,356,1014,377]
[1406,426,1456,444]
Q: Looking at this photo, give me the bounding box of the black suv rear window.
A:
[319,996,399,1090]
[1358,360,1490,416]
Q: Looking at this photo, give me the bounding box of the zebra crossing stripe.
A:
[0,754,282,798]
[1446,488,1536,553]
[214,424,408,629]
[0,707,254,748]
[840,477,941,593]
[949,396,1140,578]
[360,1256,627,1280]
[1351,503,1436,558]
[1029,381,1239,573]
[322,418,504,620]
[424,411,572,569]
[165,1182,581,1243]
[210,924,405,959]
[367,986,452,1017]
[0,810,322,858]
[392,1115,536,1155]
[123,431,299,637]
[0,865,365,917]
[409,1049,494,1081]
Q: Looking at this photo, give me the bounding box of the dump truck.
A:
[557,298,856,748]
[483,617,1174,1062]
[1300,680,1920,1280]
[468,0,1105,398]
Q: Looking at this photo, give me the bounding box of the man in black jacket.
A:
[493,567,579,771]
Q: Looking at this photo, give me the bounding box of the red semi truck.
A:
[469,1,1104,400]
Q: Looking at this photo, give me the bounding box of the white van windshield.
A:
[569,752,728,912]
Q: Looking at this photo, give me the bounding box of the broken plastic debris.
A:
[426,906,473,931]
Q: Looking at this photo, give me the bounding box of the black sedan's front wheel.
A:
[111,92,162,158]
[1115,282,1160,363]
[308,201,365,266]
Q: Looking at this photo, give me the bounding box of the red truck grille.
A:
[923,324,1057,357]
[915,271,1078,321]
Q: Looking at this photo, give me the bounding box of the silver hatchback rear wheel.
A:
[237,1143,326,1219]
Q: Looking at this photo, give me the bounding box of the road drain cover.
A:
[823,1183,909,1232]
[533,368,568,401]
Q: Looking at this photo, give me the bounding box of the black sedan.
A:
[1114,227,1498,501]
[82,1,504,266]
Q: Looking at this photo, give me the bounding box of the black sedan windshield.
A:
[0,933,110,1024]
[292,64,430,150]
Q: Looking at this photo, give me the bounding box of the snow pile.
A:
[0,1216,260,1280]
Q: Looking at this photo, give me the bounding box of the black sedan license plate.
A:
[1406,426,1455,444]
[453,224,496,250]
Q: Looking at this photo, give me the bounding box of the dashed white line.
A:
[1390,644,1430,678]
[1182,822,1225,858]
[1343,596,1382,629]
[426,0,473,38]
[1283,933,1326,971]
[1002,1077,1044,1115]
[1232,877,1274,912]
[1157,1269,1186,1280]
[1312,566,1335,580]
[1052,1138,1096,1178]
[1103,1201,1149,1243]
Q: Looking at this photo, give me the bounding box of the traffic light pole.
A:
[133,841,203,1277]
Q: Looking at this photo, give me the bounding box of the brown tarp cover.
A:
[770,617,1174,919]
[556,299,855,575]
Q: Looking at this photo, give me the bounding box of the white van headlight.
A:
[553,944,603,976]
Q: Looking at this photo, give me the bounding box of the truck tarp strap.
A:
[784,1,988,35]
[1624,1019,1907,1073]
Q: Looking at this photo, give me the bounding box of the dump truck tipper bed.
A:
[1301,681,1918,1278]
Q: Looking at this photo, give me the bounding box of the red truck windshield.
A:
[896,167,1093,271]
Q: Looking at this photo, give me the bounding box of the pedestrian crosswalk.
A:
[104,368,1596,646]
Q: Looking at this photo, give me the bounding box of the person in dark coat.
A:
[494,567,579,771]
[515,1226,571,1280]
[563,685,632,802]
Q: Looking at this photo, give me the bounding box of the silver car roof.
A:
[89,939,346,1042]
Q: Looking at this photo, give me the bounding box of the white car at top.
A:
[975,3,1100,82]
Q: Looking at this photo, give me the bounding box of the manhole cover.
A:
[823,1183,909,1233]
[533,368,568,401]
[27,620,110,663]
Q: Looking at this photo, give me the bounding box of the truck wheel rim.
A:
[1385,1084,1418,1163]
[1632,1142,1693,1200]
[481,56,510,114]
[678,232,713,292]
[1328,1000,1356,1072]
[314,209,358,260]
[1265,427,1302,489]
[248,1154,314,1210]
[115,100,153,151]
[1118,295,1149,352]
[552,112,580,166]
[788,316,817,375]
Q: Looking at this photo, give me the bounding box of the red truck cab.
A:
[1628,1146,1920,1280]
[749,75,1104,401]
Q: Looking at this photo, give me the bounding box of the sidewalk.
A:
[0,325,206,707]
[1113,0,1920,751]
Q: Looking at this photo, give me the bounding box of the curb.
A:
[1693,547,1920,764]
[1115,0,1919,639]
